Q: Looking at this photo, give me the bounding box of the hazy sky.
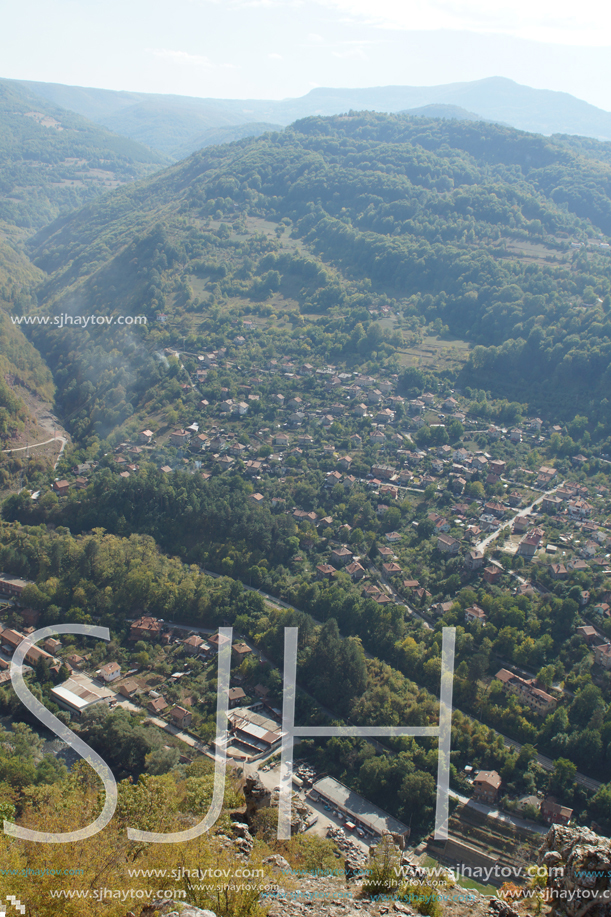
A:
[2,0,611,109]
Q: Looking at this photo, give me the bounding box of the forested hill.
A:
[0,79,167,233]
[20,111,611,438]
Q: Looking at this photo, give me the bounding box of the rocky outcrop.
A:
[538,824,611,917]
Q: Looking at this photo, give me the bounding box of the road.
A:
[2,435,67,457]
[475,480,564,553]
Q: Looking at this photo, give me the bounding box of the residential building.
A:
[0,574,31,597]
[472,770,501,805]
[495,668,557,714]
[147,696,169,715]
[330,547,353,567]
[437,534,460,555]
[593,644,611,670]
[228,687,247,708]
[97,662,121,683]
[232,642,252,664]
[465,604,487,625]
[171,706,193,729]
[541,797,572,826]
[130,616,163,641]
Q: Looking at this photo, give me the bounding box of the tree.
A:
[548,758,576,799]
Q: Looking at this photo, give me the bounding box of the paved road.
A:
[474,480,564,553]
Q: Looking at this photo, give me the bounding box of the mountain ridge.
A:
[12,76,611,159]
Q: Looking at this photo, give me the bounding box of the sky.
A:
[2,0,611,110]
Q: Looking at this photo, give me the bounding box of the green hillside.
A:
[0,238,54,442]
[0,79,168,232]
[16,112,611,445]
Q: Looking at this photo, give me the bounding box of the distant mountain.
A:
[171,122,282,160]
[12,76,611,158]
[0,79,168,232]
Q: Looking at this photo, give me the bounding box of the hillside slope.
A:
[14,111,611,443]
[0,79,168,232]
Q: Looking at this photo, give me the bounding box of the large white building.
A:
[309,775,410,840]
[51,673,114,716]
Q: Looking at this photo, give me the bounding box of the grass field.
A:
[397,335,471,374]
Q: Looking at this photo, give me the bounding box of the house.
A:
[472,770,501,804]
[345,562,366,581]
[228,687,247,708]
[183,635,205,656]
[119,679,140,698]
[330,547,353,567]
[437,534,460,555]
[170,430,191,446]
[232,643,252,664]
[43,637,61,655]
[316,564,336,580]
[568,499,593,518]
[431,601,453,618]
[98,662,121,683]
[541,797,573,826]
[549,563,568,580]
[495,668,557,714]
[254,684,269,700]
[593,644,611,670]
[171,706,192,729]
[465,605,487,625]
[517,535,540,558]
[512,516,530,534]
[483,566,502,585]
[385,532,402,543]
[208,633,232,650]
[249,493,264,505]
[130,616,163,641]
[138,430,154,444]
[576,626,599,645]
[53,480,70,496]
[380,562,400,577]
[484,501,506,519]
[429,512,450,533]
[542,496,562,513]
[464,549,484,571]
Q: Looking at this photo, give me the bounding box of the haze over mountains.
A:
[12,76,611,160]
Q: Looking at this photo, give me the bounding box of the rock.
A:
[488,900,520,917]
[263,854,292,871]
[142,904,216,917]
[537,825,611,916]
